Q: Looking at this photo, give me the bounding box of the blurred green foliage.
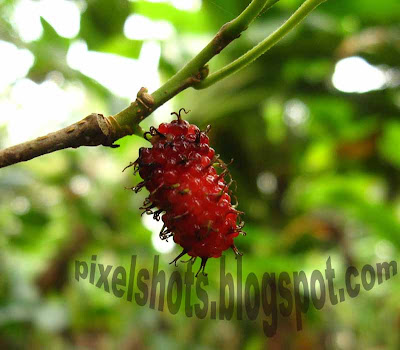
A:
[1,0,400,349]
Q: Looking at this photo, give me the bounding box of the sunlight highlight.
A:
[0,78,86,147]
[142,214,175,254]
[67,40,161,99]
[130,0,202,12]
[332,56,388,93]
[0,41,34,93]
[170,0,202,11]
[12,0,80,42]
[284,99,309,127]
[124,14,175,40]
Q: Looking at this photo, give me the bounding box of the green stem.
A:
[194,0,326,90]
[224,0,278,37]
[261,0,280,14]
[114,0,274,127]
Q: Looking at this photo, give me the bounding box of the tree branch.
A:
[0,87,151,168]
[0,0,328,169]
[114,0,275,124]
[195,0,327,89]
[260,0,280,16]
[0,114,113,168]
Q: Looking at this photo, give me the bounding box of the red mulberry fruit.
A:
[128,109,245,276]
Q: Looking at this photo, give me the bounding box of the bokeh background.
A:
[1,0,400,349]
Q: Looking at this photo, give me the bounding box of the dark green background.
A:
[1,0,400,348]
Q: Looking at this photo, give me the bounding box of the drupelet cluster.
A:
[128,109,245,276]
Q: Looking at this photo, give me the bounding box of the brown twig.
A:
[0,113,120,168]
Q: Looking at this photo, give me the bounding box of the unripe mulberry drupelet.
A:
[127,109,245,276]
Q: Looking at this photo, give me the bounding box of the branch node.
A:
[199,65,210,80]
[185,65,210,88]
[103,115,132,146]
[136,87,155,112]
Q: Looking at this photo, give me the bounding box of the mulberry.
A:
[127,109,245,276]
